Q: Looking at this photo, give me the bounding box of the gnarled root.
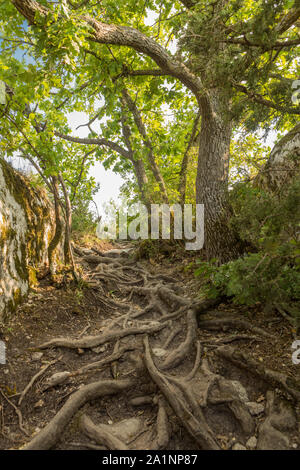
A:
[161,310,198,370]
[80,414,129,450]
[22,379,134,450]
[216,345,300,402]
[143,336,220,450]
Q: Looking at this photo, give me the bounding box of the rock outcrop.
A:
[254,124,300,192]
[0,158,59,319]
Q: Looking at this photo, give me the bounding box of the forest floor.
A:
[0,240,299,450]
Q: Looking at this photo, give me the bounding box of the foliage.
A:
[195,177,300,313]
[71,199,97,233]
[1,0,298,210]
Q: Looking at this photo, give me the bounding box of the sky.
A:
[66,110,125,214]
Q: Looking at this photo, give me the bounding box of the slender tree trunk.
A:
[178,111,200,205]
[122,89,169,203]
[132,158,152,208]
[120,105,151,208]
[48,175,63,274]
[196,93,242,263]
[58,174,78,279]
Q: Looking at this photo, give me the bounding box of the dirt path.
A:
[0,244,299,450]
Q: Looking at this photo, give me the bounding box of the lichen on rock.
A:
[0,158,62,319]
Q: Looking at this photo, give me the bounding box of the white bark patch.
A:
[0,161,61,319]
[0,165,28,314]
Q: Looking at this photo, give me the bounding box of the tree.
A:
[2,0,300,262]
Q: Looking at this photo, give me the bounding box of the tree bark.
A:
[58,174,77,279]
[48,175,64,274]
[196,93,242,263]
[178,111,200,205]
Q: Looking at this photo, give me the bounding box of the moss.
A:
[0,158,60,318]
[14,245,28,282]
[0,158,53,265]
[28,265,38,286]
[5,288,23,314]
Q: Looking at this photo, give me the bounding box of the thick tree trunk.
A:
[196,94,242,263]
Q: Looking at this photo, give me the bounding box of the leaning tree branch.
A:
[11,0,203,103]
[232,82,300,115]
[54,130,130,159]
[275,6,300,34]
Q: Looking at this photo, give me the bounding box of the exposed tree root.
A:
[154,396,169,449]
[161,310,198,370]
[0,389,29,437]
[22,379,134,450]
[216,346,300,402]
[129,396,154,406]
[80,414,129,450]
[198,317,276,338]
[18,357,60,405]
[143,336,220,450]
[10,245,297,451]
[38,322,168,350]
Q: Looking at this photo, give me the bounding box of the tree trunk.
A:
[132,158,151,208]
[120,105,151,208]
[48,176,64,274]
[122,89,169,203]
[178,111,200,205]
[196,93,242,263]
[58,174,77,279]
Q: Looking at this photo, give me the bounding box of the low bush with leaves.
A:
[195,177,300,322]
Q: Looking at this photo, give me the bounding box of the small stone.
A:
[246,436,257,450]
[292,443,298,449]
[107,420,113,425]
[152,348,167,357]
[31,352,43,361]
[246,401,265,416]
[232,443,246,450]
[92,345,106,354]
[77,348,84,355]
[34,399,44,408]
[257,394,265,403]
[231,381,249,403]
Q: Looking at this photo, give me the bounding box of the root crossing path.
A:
[2,244,299,450]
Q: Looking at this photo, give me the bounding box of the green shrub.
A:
[195,177,300,318]
[72,199,97,234]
